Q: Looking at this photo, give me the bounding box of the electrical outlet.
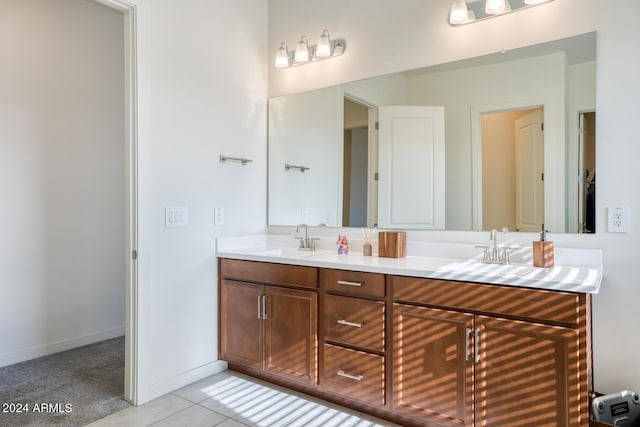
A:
[608,206,630,233]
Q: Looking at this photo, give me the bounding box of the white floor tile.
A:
[174,371,235,403]
[86,394,193,427]
[89,371,400,427]
[216,419,251,427]
[150,404,228,427]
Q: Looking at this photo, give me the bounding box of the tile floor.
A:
[87,371,400,427]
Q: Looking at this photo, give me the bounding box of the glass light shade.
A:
[316,30,332,58]
[485,0,507,14]
[294,36,310,63]
[449,0,469,24]
[274,42,289,68]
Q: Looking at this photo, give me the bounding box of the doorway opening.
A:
[481,107,544,232]
[343,96,377,227]
[578,111,596,233]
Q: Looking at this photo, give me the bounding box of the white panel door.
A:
[515,109,544,232]
[378,106,445,229]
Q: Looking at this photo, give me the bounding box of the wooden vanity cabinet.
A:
[319,269,387,407]
[392,276,592,427]
[219,258,593,426]
[219,259,318,385]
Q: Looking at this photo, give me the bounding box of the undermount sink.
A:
[249,247,326,259]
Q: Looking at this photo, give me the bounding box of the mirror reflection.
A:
[268,32,596,233]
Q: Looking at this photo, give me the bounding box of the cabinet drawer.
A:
[321,269,385,298]
[220,258,317,289]
[393,276,581,326]
[324,294,385,352]
[322,344,385,406]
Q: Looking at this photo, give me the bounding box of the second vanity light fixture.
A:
[449,0,554,26]
[275,30,345,68]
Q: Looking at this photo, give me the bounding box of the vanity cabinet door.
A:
[264,286,318,385]
[393,304,474,427]
[474,315,581,427]
[220,279,263,369]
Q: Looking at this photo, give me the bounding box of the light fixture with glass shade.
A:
[274,30,346,69]
[450,0,476,25]
[294,36,310,63]
[274,42,290,68]
[449,0,554,26]
[485,0,510,15]
[316,30,332,58]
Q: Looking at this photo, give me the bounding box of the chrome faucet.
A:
[477,228,516,264]
[295,224,317,251]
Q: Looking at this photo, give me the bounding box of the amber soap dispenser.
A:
[533,229,554,268]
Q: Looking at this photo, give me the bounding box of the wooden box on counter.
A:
[378,231,406,258]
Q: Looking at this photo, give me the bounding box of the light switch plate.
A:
[165,206,189,227]
[607,206,630,233]
[214,207,225,225]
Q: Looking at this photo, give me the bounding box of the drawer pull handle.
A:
[337,319,362,328]
[337,280,363,287]
[474,328,481,363]
[337,370,363,381]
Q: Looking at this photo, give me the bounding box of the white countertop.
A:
[216,235,603,294]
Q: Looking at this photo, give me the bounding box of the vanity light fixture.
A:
[294,36,310,63]
[274,30,346,69]
[449,0,554,26]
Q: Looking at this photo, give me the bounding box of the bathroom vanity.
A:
[217,236,601,427]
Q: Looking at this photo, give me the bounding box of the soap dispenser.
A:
[533,228,554,268]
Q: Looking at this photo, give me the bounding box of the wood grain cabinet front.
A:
[322,343,385,407]
[220,259,318,386]
[392,276,592,427]
[323,294,385,352]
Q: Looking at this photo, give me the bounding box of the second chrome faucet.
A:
[477,228,517,264]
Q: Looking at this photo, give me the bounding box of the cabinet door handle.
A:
[474,328,481,363]
[336,370,363,381]
[465,328,472,361]
[257,294,262,319]
[337,319,362,328]
[262,295,268,320]
[337,280,363,287]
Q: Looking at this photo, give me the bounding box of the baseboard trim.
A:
[147,360,229,403]
[0,325,125,368]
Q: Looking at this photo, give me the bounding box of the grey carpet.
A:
[0,336,131,426]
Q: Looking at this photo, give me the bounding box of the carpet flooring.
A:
[0,336,131,426]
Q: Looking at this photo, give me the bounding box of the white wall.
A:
[133,0,268,401]
[405,52,568,231]
[269,0,640,394]
[0,0,125,367]
[269,87,342,226]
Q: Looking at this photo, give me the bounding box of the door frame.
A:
[471,99,552,231]
[92,0,140,404]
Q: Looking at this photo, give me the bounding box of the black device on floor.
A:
[592,390,640,426]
